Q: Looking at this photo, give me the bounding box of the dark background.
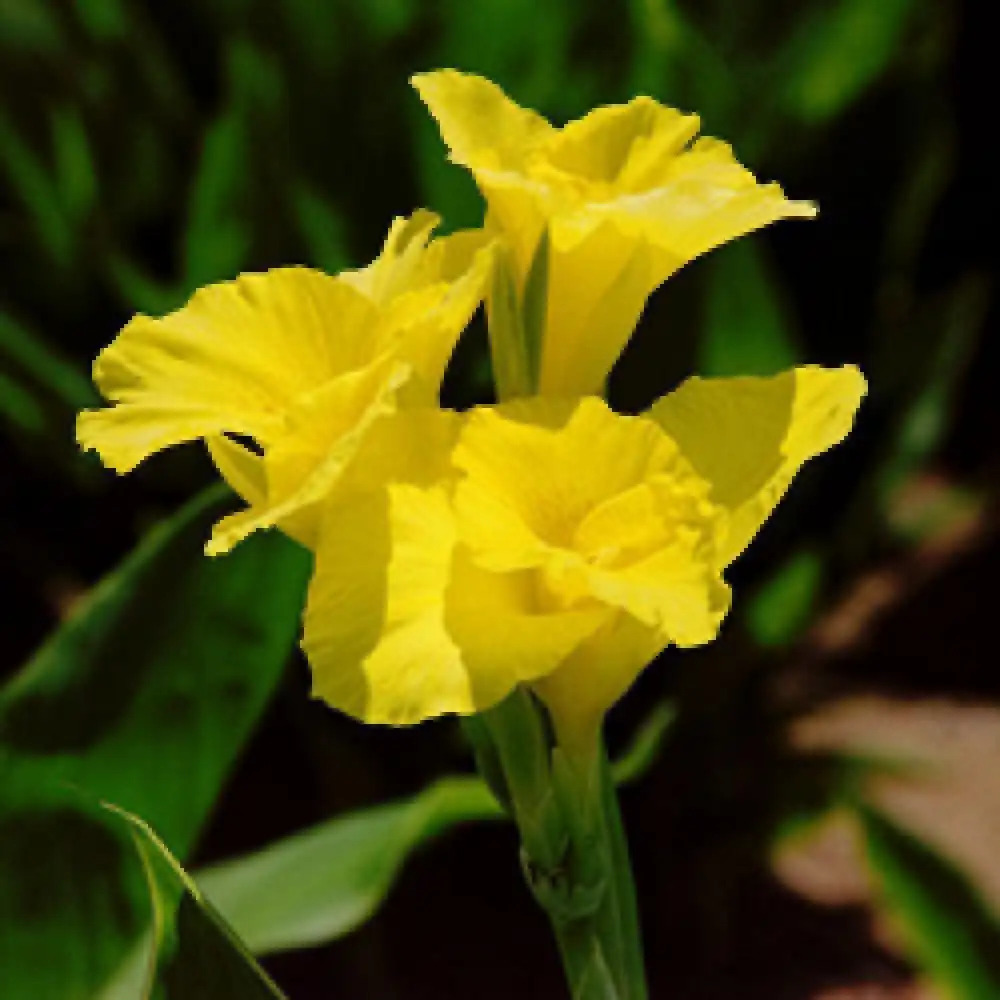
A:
[1,1,998,997]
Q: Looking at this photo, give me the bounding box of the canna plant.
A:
[78,70,865,1000]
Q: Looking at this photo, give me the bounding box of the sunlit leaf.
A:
[198,776,501,955]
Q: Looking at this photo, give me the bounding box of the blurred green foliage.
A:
[0,489,307,998]
[1,0,996,996]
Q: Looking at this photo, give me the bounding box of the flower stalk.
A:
[476,689,648,1000]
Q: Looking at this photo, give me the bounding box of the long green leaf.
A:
[0,487,309,998]
[1,485,308,853]
[183,112,250,287]
[699,240,800,378]
[858,803,1000,1000]
[0,310,98,410]
[198,775,501,956]
[782,0,917,123]
[197,700,674,958]
[106,803,288,1000]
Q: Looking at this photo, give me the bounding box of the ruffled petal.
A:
[543,97,700,189]
[453,397,676,570]
[304,483,604,725]
[206,355,409,554]
[303,484,466,725]
[532,611,669,747]
[412,70,554,172]
[647,365,867,566]
[77,268,378,472]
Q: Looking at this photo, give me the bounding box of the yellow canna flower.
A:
[77,210,493,554]
[302,365,866,742]
[413,70,816,396]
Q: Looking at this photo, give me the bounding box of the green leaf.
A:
[610,701,675,786]
[0,779,148,1000]
[292,183,350,273]
[746,548,823,648]
[0,0,64,54]
[0,487,309,997]
[107,253,185,315]
[782,0,918,124]
[106,803,287,999]
[698,240,800,378]
[51,107,98,224]
[197,775,501,955]
[196,699,678,962]
[0,110,74,266]
[74,0,128,41]
[183,112,251,288]
[0,310,98,411]
[877,275,991,508]
[858,804,1000,1000]
[1,485,308,854]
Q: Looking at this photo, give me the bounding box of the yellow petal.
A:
[415,71,817,397]
[341,209,442,302]
[381,235,495,398]
[567,474,728,641]
[544,97,699,189]
[453,397,676,570]
[205,435,266,507]
[304,483,603,725]
[445,551,608,694]
[583,546,730,645]
[77,268,379,472]
[647,365,867,565]
[303,484,466,725]
[538,223,656,395]
[412,70,554,172]
[532,611,669,749]
[206,355,409,554]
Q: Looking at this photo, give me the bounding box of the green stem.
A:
[553,730,648,1000]
[475,691,648,1000]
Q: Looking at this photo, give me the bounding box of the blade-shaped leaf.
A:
[0,486,309,998]
[0,780,147,1000]
[699,240,800,378]
[746,548,823,648]
[858,803,1000,1000]
[1,485,309,854]
[782,0,918,124]
[196,702,674,958]
[106,802,288,1000]
[198,775,501,956]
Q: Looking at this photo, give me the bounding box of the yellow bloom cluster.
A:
[78,71,866,740]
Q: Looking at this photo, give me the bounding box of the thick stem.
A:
[553,725,648,1000]
[475,690,648,1000]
